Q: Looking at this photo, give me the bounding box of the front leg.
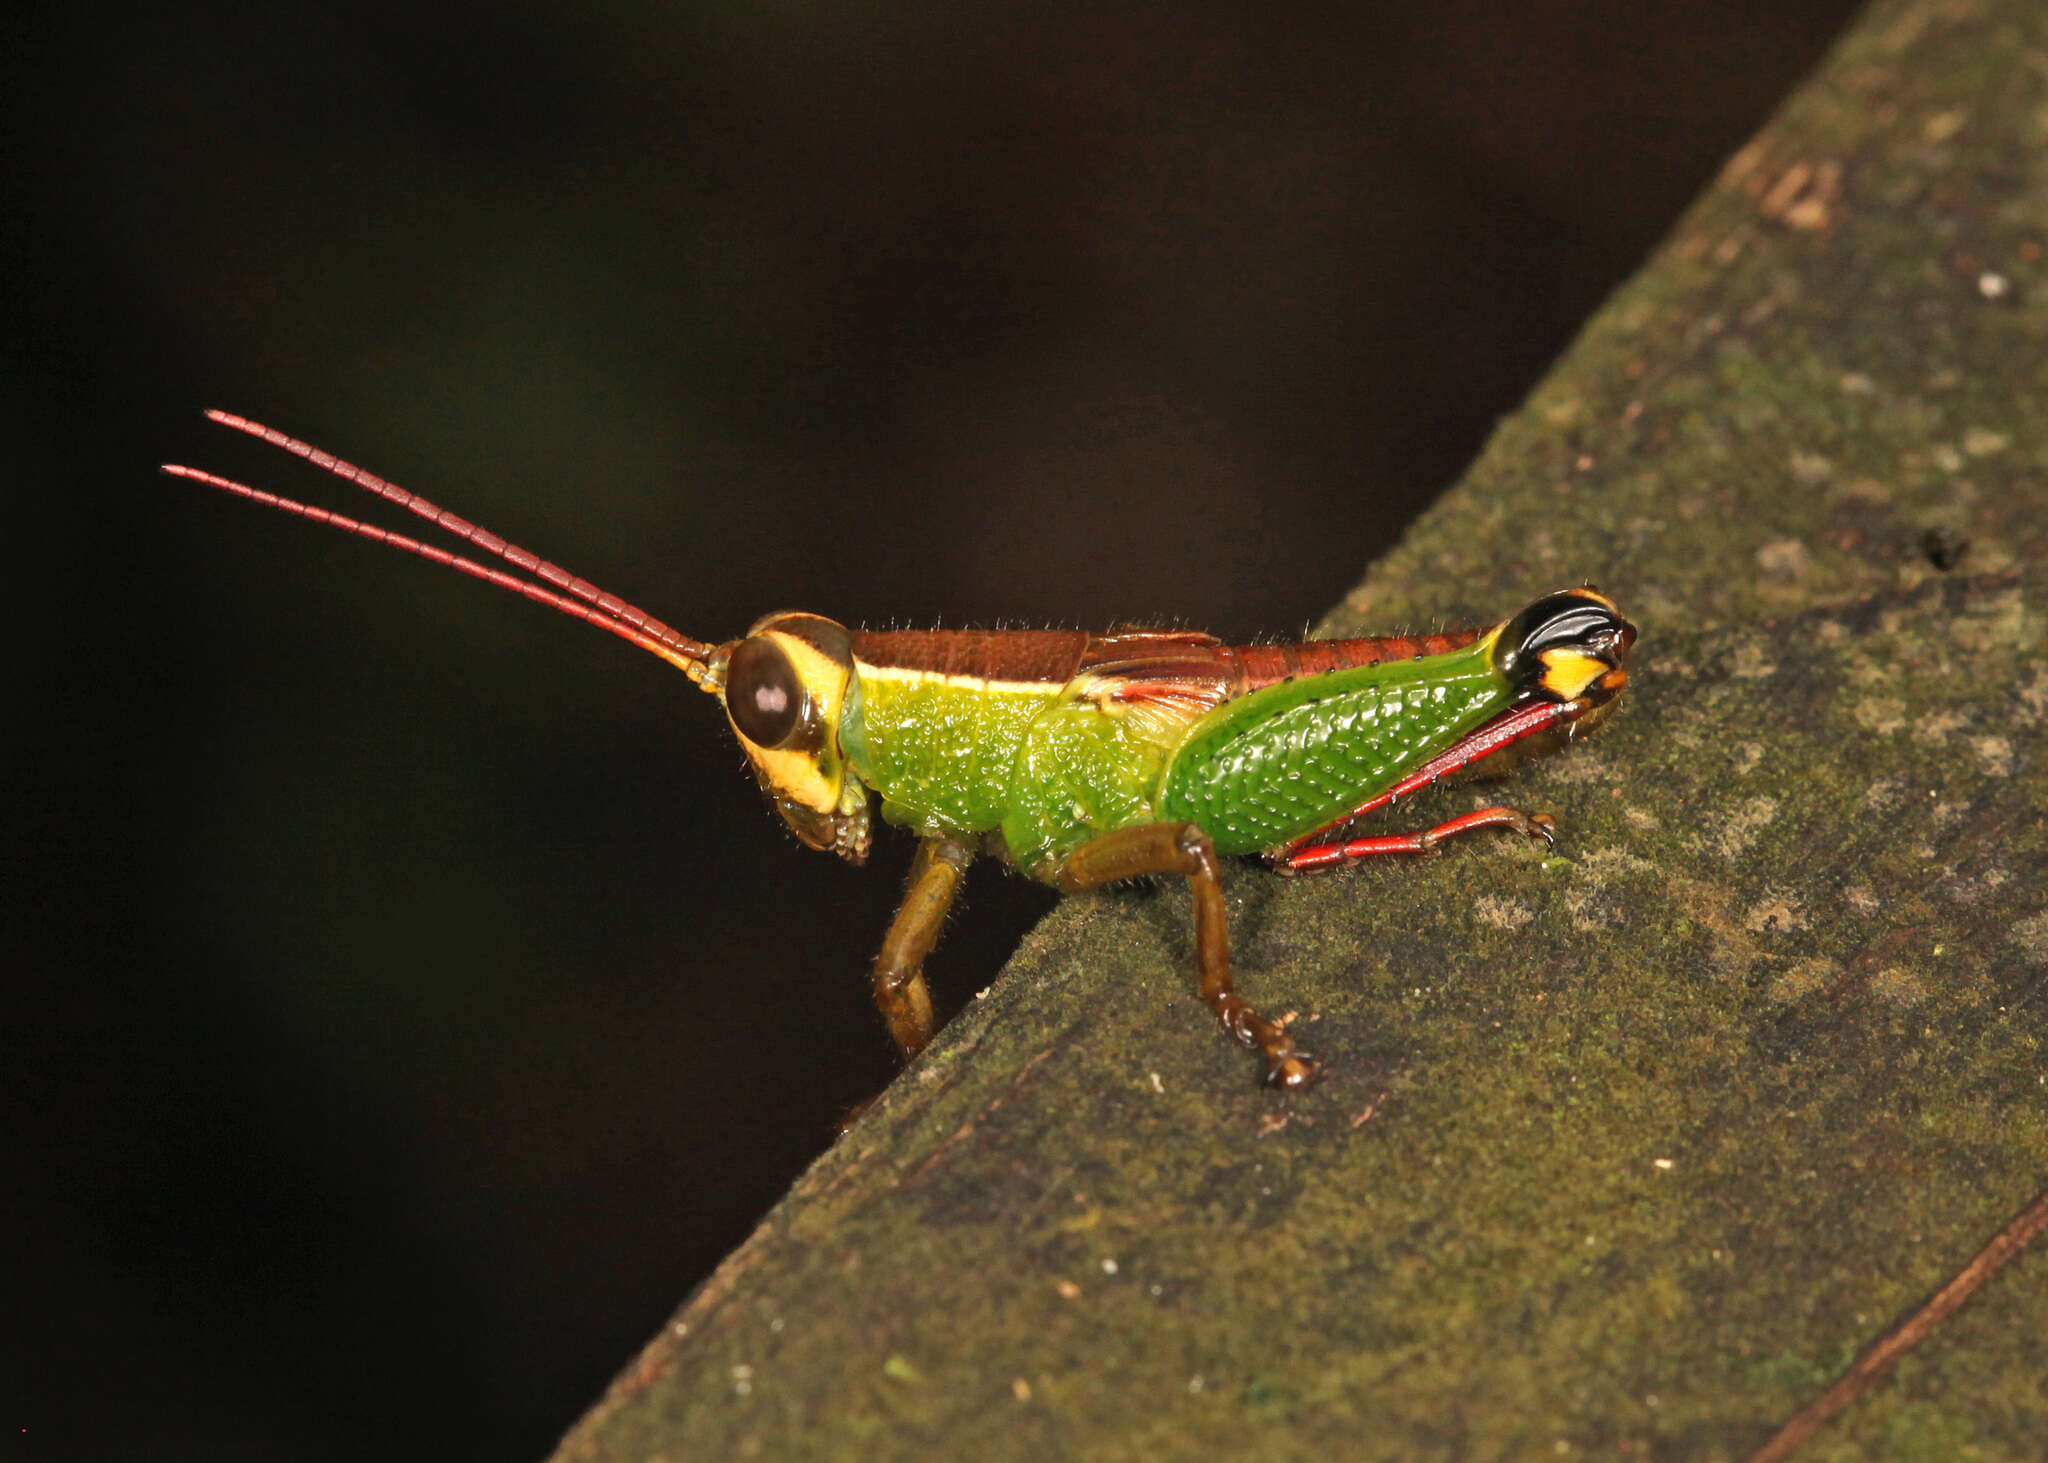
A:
[871,833,975,1060]
[1054,822,1319,1090]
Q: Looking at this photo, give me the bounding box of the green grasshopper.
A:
[166,411,1634,1090]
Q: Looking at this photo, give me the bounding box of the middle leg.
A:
[870,833,976,1061]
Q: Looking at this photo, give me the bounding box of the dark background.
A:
[9,2,1857,1456]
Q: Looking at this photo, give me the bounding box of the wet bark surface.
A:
[555,2,2048,1457]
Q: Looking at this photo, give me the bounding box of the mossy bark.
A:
[555,1,2048,1457]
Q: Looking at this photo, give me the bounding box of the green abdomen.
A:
[1159,654,1509,857]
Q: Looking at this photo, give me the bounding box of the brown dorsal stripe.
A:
[1231,627,1488,689]
[852,628,1091,684]
[852,624,1492,693]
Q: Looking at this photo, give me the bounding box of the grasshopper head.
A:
[705,612,872,864]
[1495,587,1635,732]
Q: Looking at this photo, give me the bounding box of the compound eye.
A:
[1499,591,1627,677]
[1524,602,1624,658]
[725,636,806,748]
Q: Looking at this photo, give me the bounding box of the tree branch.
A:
[557,1,2048,1456]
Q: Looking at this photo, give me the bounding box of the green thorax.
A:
[1158,638,1510,857]
[837,661,1062,838]
[838,652,1211,877]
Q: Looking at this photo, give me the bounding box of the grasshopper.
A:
[166,411,1634,1090]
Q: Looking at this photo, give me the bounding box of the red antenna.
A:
[162,410,718,683]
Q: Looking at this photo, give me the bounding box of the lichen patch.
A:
[2009,910,2048,966]
[1563,889,1622,932]
[1474,895,1537,931]
[1911,708,1969,745]
[1701,796,1782,860]
[1950,587,2035,653]
[1769,956,1838,1003]
[1870,965,1929,1006]
[1971,734,2013,774]
[2017,662,2048,726]
[1729,640,1780,680]
[1744,893,1805,934]
[1854,697,1908,736]
[1756,538,1811,581]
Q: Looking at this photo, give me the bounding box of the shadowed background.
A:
[8,2,1857,1456]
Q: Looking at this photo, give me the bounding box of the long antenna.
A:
[162,411,718,684]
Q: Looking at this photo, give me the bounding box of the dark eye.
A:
[725,636,805,748]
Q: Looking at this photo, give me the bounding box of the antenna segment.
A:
[163,411,717,683]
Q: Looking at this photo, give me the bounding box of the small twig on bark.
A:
[1744,1185,2048,1463]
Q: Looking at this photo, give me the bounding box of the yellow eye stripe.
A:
[732,629,852,814]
